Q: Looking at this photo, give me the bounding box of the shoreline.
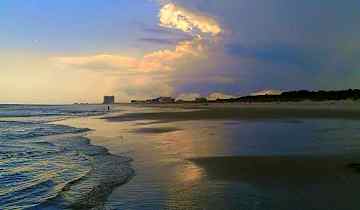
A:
[0,115,135,210]
[38,135,135,210]
[14,110,136,210]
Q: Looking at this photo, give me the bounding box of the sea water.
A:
[0,105,133,210]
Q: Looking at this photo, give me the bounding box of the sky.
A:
[1,0,360,103]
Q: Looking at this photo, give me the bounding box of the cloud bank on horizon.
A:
[1,0,360,103]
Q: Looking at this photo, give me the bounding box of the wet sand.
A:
[134,127,182,134]
[59,103,360,209]
[189,155,360,210]
[189,155,360,184]
[105,103,360,123]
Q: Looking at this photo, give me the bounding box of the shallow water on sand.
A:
[58,105,360,210]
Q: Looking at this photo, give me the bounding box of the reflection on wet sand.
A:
[55,105,360,210]
[133,127,182,134]
[190,155,360,210]
[175,162,205,183]
[189,155,360,185]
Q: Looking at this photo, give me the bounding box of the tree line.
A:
[214,89,360,103]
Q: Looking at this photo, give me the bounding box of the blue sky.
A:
[0,0,159,53]
[1,0,360,103]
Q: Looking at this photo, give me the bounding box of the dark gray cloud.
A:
[225,43,321,69]
[169,0,360,95]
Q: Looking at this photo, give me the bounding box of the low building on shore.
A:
[146,97,175,103]
[131,97,175,104]
[131,100,146,104]
[157,97,175,103]
[195,97,208,103]
[103,96,115,104]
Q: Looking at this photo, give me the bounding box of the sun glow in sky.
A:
[1,0,360,103]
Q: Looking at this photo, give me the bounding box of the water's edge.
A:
[36,135,135,210]
[0,105,135,210]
